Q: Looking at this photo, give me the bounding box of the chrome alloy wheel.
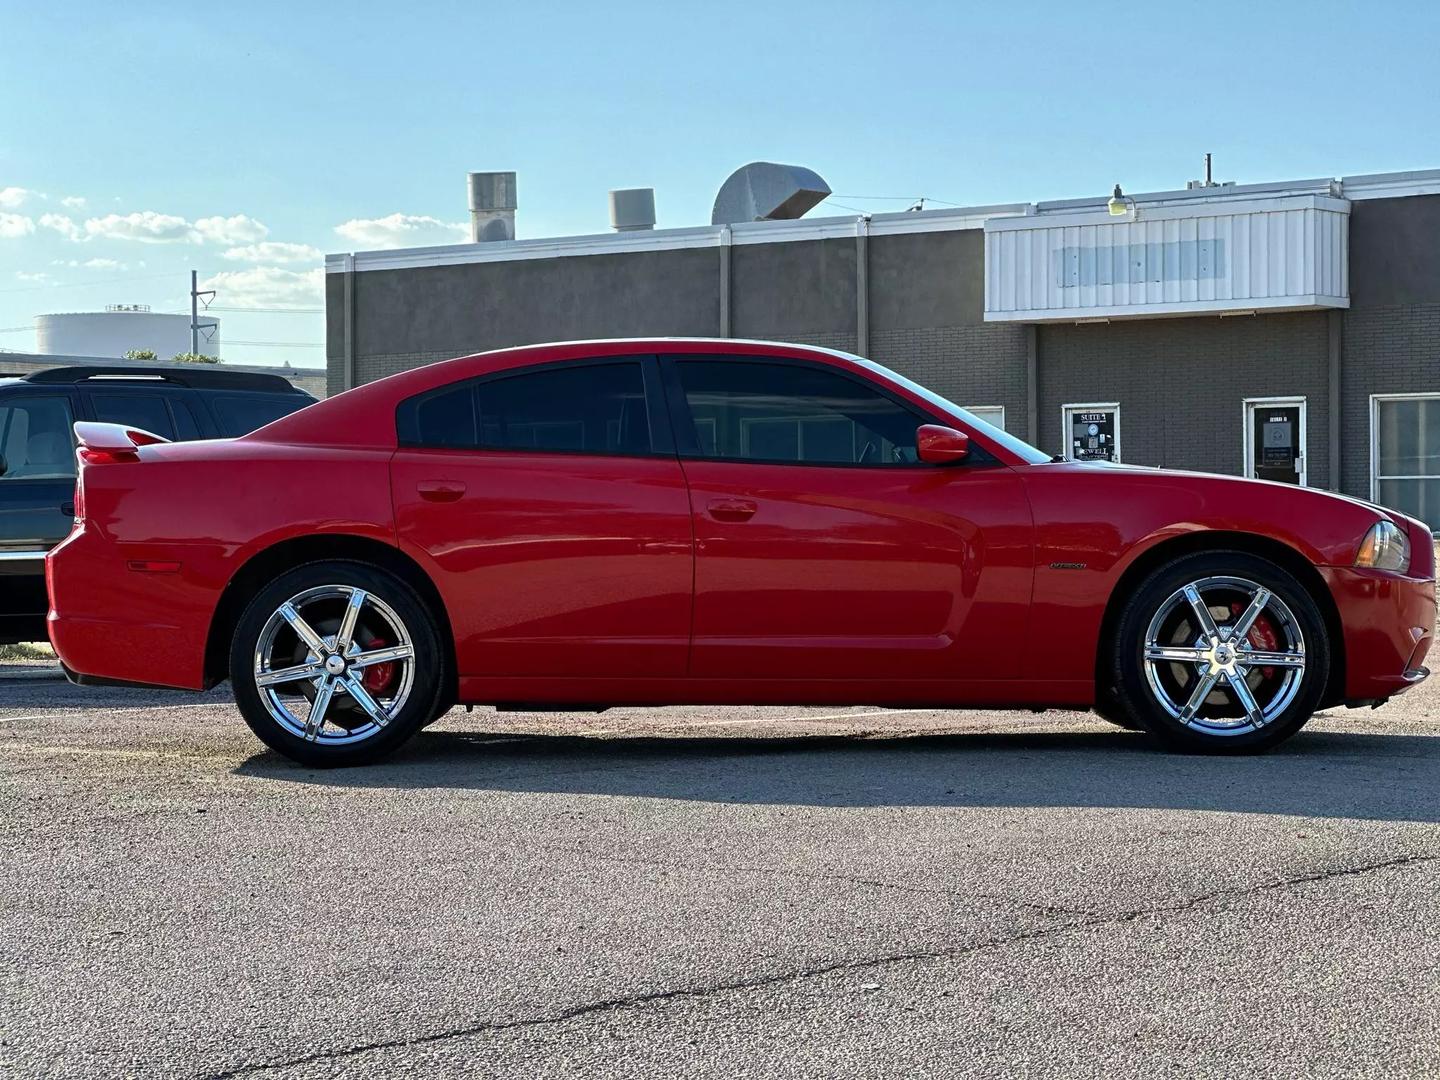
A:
[1142,575,1306,736]
[252,585,416,745]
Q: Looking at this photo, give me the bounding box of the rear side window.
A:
[672,360,925,467]
[0,395,76,481]
[90,392,177,440]
[399,362,652,456]
[209,394,308,437]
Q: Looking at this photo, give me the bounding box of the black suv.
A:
[0,365,316,644]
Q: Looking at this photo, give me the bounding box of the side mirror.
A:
[916,424,970,464]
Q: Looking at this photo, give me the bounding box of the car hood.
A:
[1014,458,1424,570]
[1054,459,1400,521]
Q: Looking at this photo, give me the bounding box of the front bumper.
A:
[1319,565,1436,704]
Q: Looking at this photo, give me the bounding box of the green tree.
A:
[170,352,221,364]
[122,348,158,361]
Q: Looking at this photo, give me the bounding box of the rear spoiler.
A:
[74,421,171,463]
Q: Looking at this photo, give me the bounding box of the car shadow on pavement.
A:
[234,724,1440,823]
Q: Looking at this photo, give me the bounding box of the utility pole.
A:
[190,270,216,355]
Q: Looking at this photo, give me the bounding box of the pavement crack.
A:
[202,850,1437,1078]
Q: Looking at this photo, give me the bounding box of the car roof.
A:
[9,365,309,394]
[248,338,878,451]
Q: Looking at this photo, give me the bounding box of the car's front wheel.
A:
[1109,551,1330,753]
[229,560,446,766]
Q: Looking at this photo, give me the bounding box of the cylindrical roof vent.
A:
[467,171,517,243]
[609,188,656,232]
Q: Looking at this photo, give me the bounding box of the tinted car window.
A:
[90,392,177,440]
[0,395,75,481]
[209,394,308,437]
[674,360,923,466]
[171,397,202,441]
[402,362,651,455]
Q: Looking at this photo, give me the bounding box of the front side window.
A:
[1374,394,1440,531]
[0,395,76,481]
[400,361,651,455]
[673,360,923,466]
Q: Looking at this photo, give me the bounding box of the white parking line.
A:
[585,707,951,735]
[0,701,233,724]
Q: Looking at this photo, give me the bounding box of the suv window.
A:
[673,360,924,466]
[0,395,76,481]
[401,362,651,455]
[90,392,177,440]
[209,394,308,437]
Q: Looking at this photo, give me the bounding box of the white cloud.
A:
[14,270,50,283]
[200,266,323,308]
[0,213,35,238]
[60,195,87,209]
[222,241,321,264]
[39,213,82,241]
[193,214,269,245]
[334,213,468,249]
[0,187,37,209]
[52,256,129,270]
[83,210,193,244]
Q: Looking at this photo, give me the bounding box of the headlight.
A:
[1355,521,1412,573]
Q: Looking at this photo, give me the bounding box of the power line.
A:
[0,271,180,295]
[224,340,324,348]
[158,306,323,315]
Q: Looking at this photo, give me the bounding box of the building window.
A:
[1061,403,1121,463]
[1372,394,1440,532]
[965,405,1006,432]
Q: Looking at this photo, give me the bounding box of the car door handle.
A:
[417,480,466,503]
[706,498,757,522]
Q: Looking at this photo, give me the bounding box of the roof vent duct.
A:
[711,162,831,225]
[609,188,656,232]
[467,171,517,243]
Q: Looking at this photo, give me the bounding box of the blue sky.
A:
[2,0,1437,366]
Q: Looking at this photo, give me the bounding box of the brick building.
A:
[325,167,1440,530]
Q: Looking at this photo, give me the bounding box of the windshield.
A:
[855,358,1053,465]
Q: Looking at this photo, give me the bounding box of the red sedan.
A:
[46,339,1435,765]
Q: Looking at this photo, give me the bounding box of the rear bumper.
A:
[1319,566,1436,704]
[46,525,212,691]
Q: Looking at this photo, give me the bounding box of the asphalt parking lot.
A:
[2,663,1439,1078]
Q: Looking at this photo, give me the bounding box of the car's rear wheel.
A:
[1110,551,1329,753]
[229,560,445,766]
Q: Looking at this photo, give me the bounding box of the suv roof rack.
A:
[21,365,305,393]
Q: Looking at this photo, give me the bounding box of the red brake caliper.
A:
[361,636,397,695]
[1231,602,1277,679]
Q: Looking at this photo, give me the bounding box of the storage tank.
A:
[35,306,221,359]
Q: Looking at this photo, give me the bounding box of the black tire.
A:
[229,560,447,767]
[1093,695,1145,731]
[1109,551,1330,754]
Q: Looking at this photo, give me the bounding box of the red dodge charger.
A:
[46,339,1435,765]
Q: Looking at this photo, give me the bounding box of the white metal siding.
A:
[984,195,1349,323]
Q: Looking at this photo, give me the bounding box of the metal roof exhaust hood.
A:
[468,171,517,243]
[609,188,656,231]
[711,162,831,225]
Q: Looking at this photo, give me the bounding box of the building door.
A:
[1062,403,1120,462]
[1245,398,1306,486]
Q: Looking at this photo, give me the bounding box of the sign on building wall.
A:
[1063,404,1120,462]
